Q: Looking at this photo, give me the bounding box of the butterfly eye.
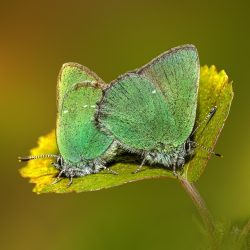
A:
[57,157,63,166]
[184,140,194,154]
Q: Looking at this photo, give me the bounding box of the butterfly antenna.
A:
[191,106,217,137]
[190,106,222,157]
[191,141,223,158]
[18,154,59,162]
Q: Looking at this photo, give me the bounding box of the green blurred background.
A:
[1,0,249,249]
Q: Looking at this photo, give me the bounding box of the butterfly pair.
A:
[19,44,216,186]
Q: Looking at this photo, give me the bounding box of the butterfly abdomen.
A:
[144,142,193,169]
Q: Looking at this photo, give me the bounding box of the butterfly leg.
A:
[172,164,177,177]
[102,166,118,175]
[51,169,65,184]
[67,175,74,187]
[133,157,146,174]
[173,159,184,178]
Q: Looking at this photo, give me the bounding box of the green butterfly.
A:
[97,44,201,173]
[19,63,117,186]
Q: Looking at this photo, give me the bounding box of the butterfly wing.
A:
[57,63,113,163]
[98,74,174,150]
[138,44,199,146]
[57,63,104,110]
[98,45,199,151]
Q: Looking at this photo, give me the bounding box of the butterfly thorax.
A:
[144,139,195,170]
[53,157,105,177]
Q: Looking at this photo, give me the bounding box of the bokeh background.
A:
[1,0,249,249]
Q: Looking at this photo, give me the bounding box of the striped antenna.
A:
[189,105,222,157]
[191,106,217,137]
[190,141,222,158]
[18,154,59,162]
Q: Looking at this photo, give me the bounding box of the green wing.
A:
[99,74,174,150]
[98,45,199,151]
[138,45,199,145]
[57,63,104,111]
[56,63,113,163]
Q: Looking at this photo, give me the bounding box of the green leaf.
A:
[19,65,233,194]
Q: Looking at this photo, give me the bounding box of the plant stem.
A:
[238,218,250,247]
[179,178,217,248]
